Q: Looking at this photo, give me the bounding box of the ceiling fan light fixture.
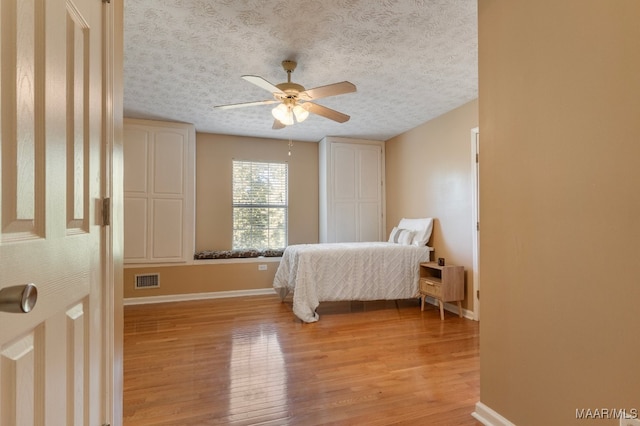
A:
[293,104,309,123]
[272,103,293,126]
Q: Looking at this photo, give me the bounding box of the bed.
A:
[273,218,434,322]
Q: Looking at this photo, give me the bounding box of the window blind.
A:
[232,160,288,249]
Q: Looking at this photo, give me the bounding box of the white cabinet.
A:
[319,137,385,243]
[123,118,195,263]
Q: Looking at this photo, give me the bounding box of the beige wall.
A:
[386,99,478,311]
[479,1,640,424]
[125,133,318,299]
[195,133,319,251]
[123,260,279,299]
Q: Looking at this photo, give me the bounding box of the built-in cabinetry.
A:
[319,137,385,243]
[419,262,464,320]
[123,118,195,264]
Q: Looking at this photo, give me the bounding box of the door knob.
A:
[0,283,38,313]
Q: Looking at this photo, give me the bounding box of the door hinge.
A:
[476,290,480,300]
[476,221,479,231]
[475,153,479,163]
[102,198,111,226]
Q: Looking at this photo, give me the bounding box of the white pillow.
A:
[388,227,415,245]
[397,218,433,246]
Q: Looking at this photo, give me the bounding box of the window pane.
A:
[232,207,252,229]
[268,208,285,229]
[232,161,288,250]
[268,228,285,250]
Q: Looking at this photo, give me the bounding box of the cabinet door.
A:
[331,142,383,242]
[123,119,195,263]
[123,126,149,260]
[357,146,383,241]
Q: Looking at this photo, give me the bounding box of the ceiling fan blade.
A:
[302,102,350,123]
[242,75,285,94]
[299,81,356,101]
[214,99,278,109]
[272,119,286,130]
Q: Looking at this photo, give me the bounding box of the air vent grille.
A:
[135,273,160,289]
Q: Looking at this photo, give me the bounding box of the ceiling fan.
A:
[214,60,356,129]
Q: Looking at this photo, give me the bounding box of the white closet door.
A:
[357,146,383,241]
[330,142,383,242]
[123,119,195,264]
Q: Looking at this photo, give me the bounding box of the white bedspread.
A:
[273,242,431,322]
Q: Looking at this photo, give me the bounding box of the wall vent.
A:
[135,273,160,289]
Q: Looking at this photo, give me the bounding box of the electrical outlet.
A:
[258,264,267,271]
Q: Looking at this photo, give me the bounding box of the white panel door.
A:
[123,125,149,261]
[330,142,383,242]
[150,131,185,260]
[0,0,105,424]
[123,119,195,263]
[332,144,357,242]
[357,146,382,241]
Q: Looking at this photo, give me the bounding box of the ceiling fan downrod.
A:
[282,60,297,83]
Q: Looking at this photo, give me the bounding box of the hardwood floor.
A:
[124,294,481,425]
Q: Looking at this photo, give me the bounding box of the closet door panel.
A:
[359,202,381,242]
[151,198,183,259]
[334,202,357,242]
[358,147,381,200]
[357,146,382,241]
[123,128,148,193]
[153,132,185,195]
[123,198,147,260]
[332,144,356,200]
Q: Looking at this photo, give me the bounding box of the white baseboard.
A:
[422,296,475,320]
[125,290,478,321]
[472,402,516,426]
[123,288,276,306]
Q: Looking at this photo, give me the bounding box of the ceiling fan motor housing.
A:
[275,82,305,99]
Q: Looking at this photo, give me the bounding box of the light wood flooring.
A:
[124,294,481,425]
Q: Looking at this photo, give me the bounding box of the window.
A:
[232,160,288,250]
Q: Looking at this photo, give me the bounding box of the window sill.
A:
[194,248,284,260]
[193,256,282,265]
[124,256,282,268]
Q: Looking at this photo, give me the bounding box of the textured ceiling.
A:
[124,0,478,143]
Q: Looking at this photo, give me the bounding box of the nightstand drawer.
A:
[419,278,441,298]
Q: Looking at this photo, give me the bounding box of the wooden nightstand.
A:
[419,262,464,320]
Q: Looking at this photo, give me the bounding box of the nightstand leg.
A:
[421,295,425,311]
[439,300,444,320]
[457,301,463,318]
